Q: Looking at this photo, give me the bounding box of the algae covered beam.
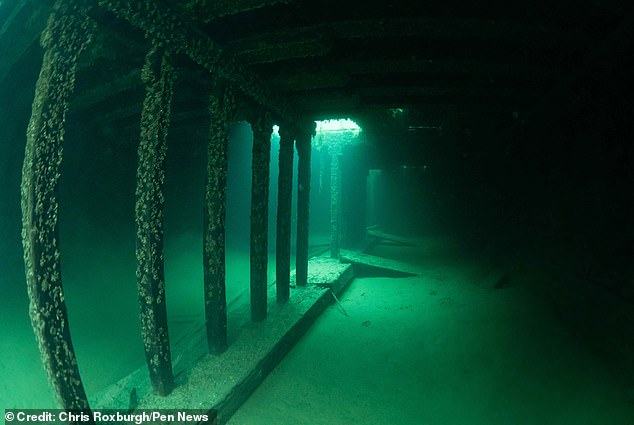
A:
[184,0,293,22]
[203,83,235,354]
[135,42,176,396]
[275,126,295,303]
[20,1,95,411]
[329,148,342,259]
[295,123,315,286]
[250,112,272,321]
[86,0,300,127]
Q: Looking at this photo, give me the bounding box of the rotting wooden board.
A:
[340,249,422,276]
[213,285,336,424]
[366,229,419,246]
[291,256,352,289]
[92,261,355,424]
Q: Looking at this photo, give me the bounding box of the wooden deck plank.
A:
[93,258,355,424]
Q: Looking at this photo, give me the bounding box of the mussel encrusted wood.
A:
[295,127,313,286]
[135,42,176,396]
[275,126,295,303]
[21,1,95,411]
[203,85,235,354]
[250,113,272,322]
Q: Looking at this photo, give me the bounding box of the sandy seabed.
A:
[0,237,269,410]
[228,239,634,425]
[2,235,633,425]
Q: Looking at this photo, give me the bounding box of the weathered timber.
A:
[203,84,235,354]
[82,0,301,127]
[295,124,314,285]
[135,42,176,396]
[263,59,561,87]
[184,0,293,22]
[20,1,95,411]
[224,17,592,61]
[329,150,342,259]
[249,112,272,321]
[339,249,422,276]
[70,69,141,111]
[275,126,295,303]
[213,264,354,424]
[93,271,353,423]
[230,36,331,65]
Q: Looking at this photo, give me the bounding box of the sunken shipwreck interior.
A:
[1,0,633,423]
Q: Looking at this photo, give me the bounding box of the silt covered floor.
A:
[228,237,634,425]
[1,234,633,423]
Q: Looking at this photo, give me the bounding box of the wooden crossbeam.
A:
[183,0,293,22]
[264,59,561,92]
[225,17,593,64]
[83,0,303,126]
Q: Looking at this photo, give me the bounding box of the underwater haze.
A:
[2,1,634,423]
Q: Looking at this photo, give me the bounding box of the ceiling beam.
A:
[344,59,563,81]
[182,0,293,22]
[357,85,539,101]
[71,69,141,111]
[225,17,594,64]
[233,36,332,64]
[81,0,304,126]
[290,84,539,114]
[264,59,562,91]
[269,67,350,91]
[290,92,360,114]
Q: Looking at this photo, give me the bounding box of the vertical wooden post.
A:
[250,112,272,321]
[203,84,234,354]
[135,41,175,396]
[295,123,314,286]
[275,126,295,303]
[330,148,342,259]
[20,2,95,411]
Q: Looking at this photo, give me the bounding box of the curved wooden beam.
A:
[21,1,95,411]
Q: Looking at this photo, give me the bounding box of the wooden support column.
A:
[135,42,175,396]
[275,126,295,303]
[203,85,235,354]
[250,112,272,322]
[330,147,342,258]
[295,124,314,286]
[20,2,95,411]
